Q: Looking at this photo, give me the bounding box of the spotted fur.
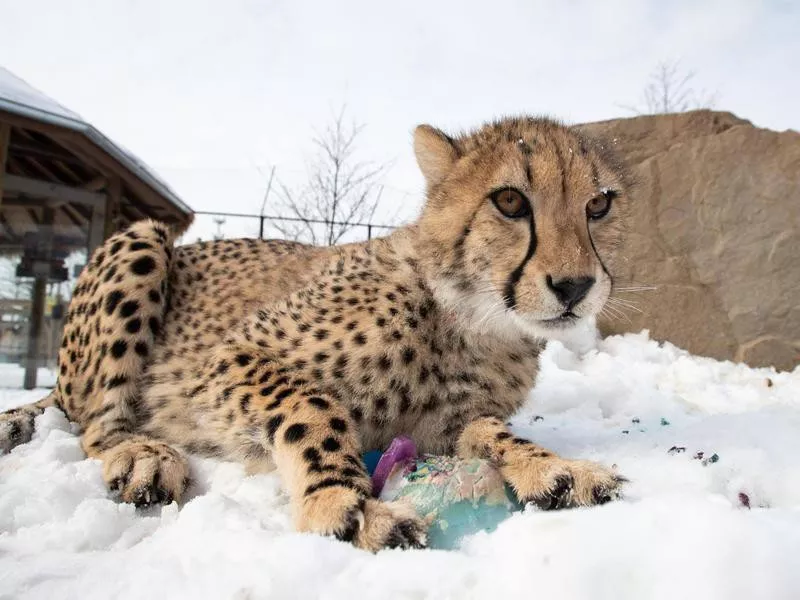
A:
[0,116,629,551]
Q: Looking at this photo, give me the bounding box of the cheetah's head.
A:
[413,116,630,340]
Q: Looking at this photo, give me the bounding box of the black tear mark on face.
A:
[587,220,610,279]
[502,210,537,309]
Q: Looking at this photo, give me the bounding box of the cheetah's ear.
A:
[414,125,459,186]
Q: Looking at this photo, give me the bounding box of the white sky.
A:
[1,0,798,241]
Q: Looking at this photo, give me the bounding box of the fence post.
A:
[259,215,265,239]
[367,224,372,240]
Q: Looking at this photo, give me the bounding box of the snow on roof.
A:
[0,66,192,216]
[0,67,83,126]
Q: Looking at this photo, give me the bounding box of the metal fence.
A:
[191,210,397,243]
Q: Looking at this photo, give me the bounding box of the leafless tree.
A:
[624,60,717,115]
[272,107,387,246]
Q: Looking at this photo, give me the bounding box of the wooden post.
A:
[104,176,121,238]
[0,123,10,210]
[23,277,47,389]
[23,206,54,390]
[87,195,107,255]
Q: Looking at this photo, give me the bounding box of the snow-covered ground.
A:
[1,330,799,600]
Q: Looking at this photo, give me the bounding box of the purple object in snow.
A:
[371,436,418,496]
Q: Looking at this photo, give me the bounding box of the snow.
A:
[0,364,57,392]
[0,66,83,123]
[1,330,800,599]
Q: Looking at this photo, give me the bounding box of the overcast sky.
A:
[1,0,798,241]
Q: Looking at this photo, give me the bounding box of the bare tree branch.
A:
[622,60,718,115]
[271,106,388,246]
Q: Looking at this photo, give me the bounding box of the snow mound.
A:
[1,331,799,599]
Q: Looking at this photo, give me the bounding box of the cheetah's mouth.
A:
[539,311,579,327]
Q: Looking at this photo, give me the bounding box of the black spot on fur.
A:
[149,317,161,336]
[308,396,330,410]
[266,414,284,443]
[105,290,124,315]
[284,423,307,443]
[106,375,129,389]
[126,318,142,334]
[402,347,416,364]
[304,478,364,498]
[130,256,156,276]
[110,340,128,359]
[330,417,347,433]
[303,447,321,463]
[275,388,294,402]
[322,437,340,452]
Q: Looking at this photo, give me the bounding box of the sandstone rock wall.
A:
[579,111,800,371]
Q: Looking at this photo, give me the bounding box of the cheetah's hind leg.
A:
[60,219,189,507]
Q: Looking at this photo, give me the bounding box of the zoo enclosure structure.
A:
[0,67,194,389]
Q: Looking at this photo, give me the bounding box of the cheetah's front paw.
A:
[102,438,189,506]
[298,487,427,551]
[506,457,625,510]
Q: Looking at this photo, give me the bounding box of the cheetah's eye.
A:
[586,189,616,220]
[491,188,530,219]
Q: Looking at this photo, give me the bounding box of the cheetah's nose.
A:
[546,275,595,309]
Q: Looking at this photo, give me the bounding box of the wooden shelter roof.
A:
[0,67,193,254]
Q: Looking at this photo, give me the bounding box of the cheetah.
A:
[1,116,629,551]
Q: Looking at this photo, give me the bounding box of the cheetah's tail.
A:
[0,389,60,454]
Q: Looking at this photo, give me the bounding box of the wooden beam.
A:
[0,211,23,245]
[9,139,82,166]
[0,122,10,209]
[6,155,33,177]
[0,112,104,172]
[54,133,167,207]
[4,174,106,207]
[13,126,37,143]
[27,207,41,225]
[60,203,87,230]
[23,155,64,184]
[83,176,107,192]
[53,160,83,184]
